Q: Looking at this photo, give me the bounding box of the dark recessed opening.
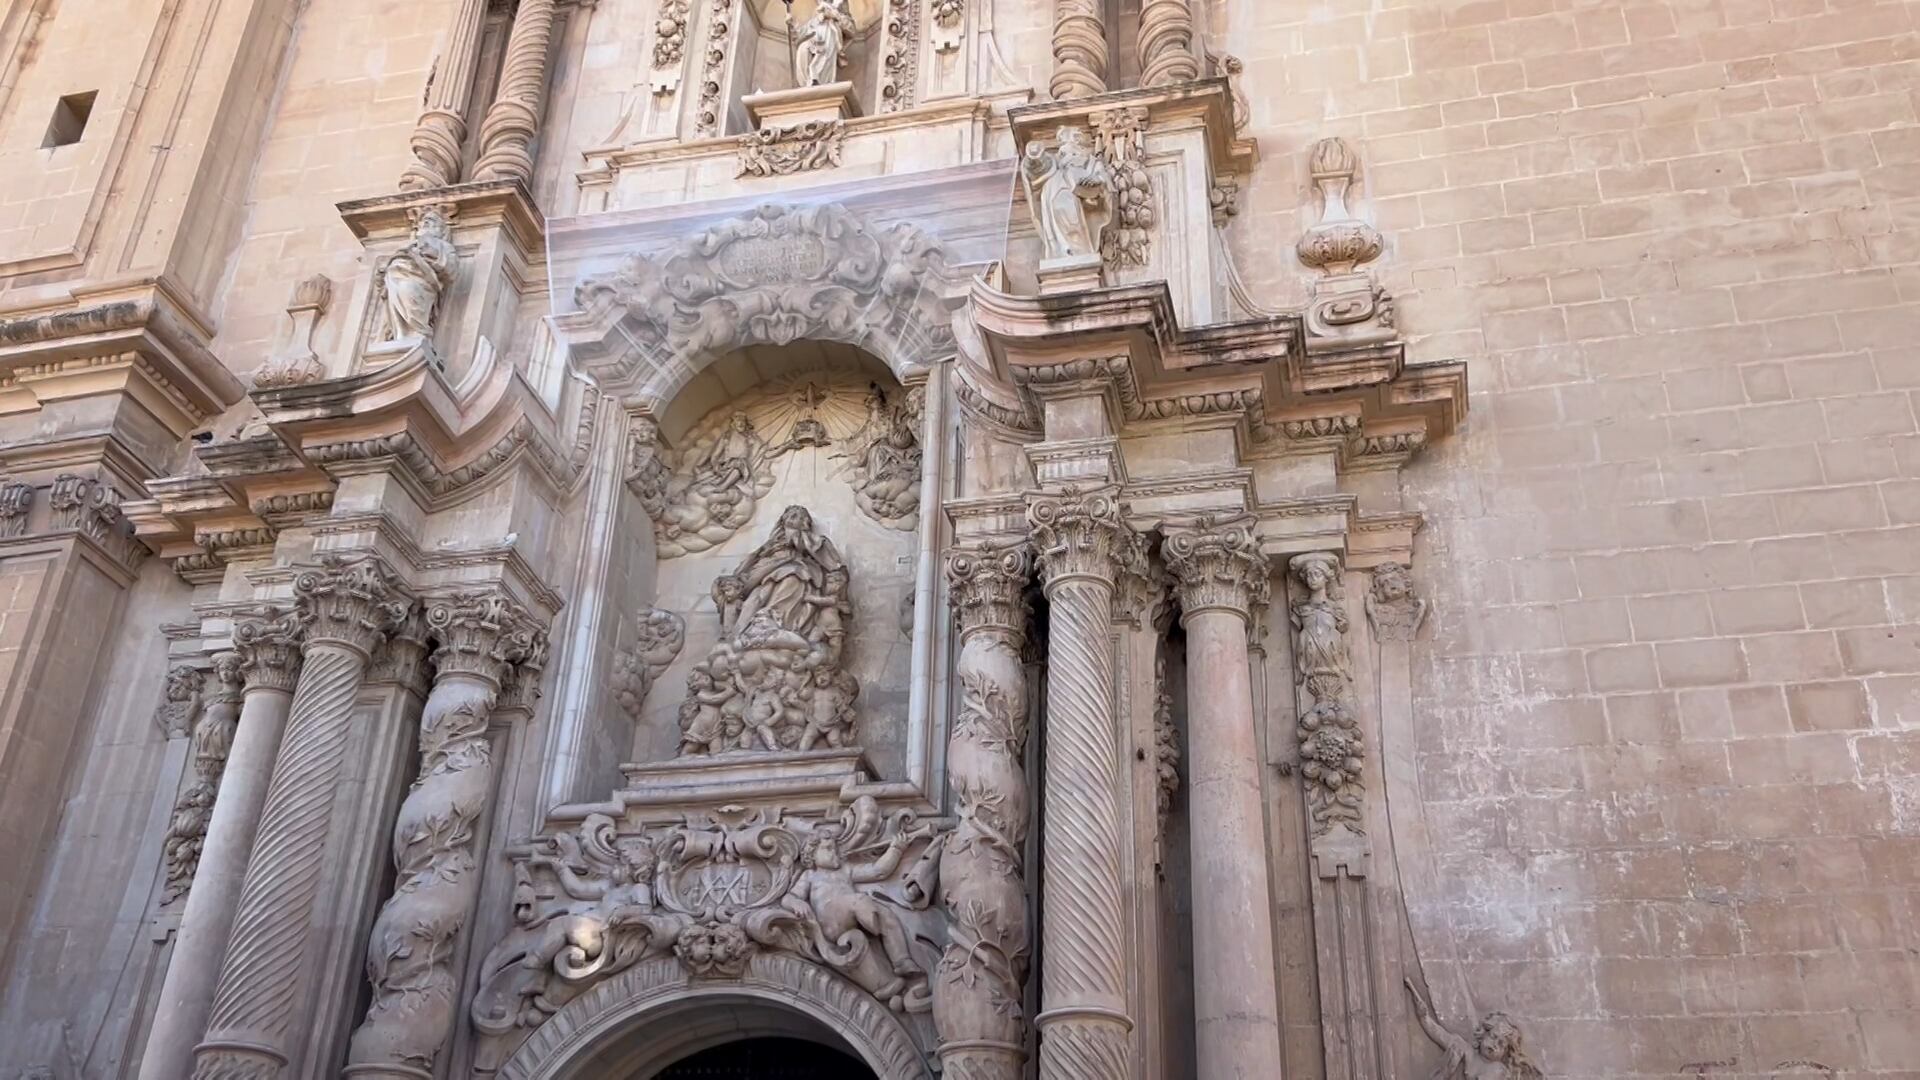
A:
[42,91,96,149]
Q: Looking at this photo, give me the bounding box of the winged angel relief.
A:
[471,797,946,1035]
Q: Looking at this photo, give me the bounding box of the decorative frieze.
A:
[472,797,944,1035]
[878,0,922,112]
[736,119,844,177]
[693,0,733,136]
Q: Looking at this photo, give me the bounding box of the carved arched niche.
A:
[618,341,923,775]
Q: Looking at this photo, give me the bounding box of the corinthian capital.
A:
[945,541,1033,639]
[293,555,413,658]
[426,590,546,687]
[232,607,308,693]
[1026,487,1142,590]
[1163,515,1270,622]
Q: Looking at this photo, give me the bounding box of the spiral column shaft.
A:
[473,0,558,184]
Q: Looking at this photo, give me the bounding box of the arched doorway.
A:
[655,1036,876,1079]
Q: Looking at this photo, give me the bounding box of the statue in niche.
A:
[792,0,857,87]
[833,383,923,529]
[377,207,458,349]
[677,506,857,757]
[1022,127,1113,261]
[1406,980,1545,1080]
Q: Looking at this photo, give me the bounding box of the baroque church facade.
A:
[2,0,1918,1077]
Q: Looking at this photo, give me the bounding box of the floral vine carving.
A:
[1290,551,1367,877]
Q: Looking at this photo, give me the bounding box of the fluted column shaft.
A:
[400,0,490,188]
[1138,0,1198,86]
[347,593,545,1079]
[140,617,305,1080]
[1165,521,1283,1078]
[1051,0,1109,100]
[472,0,559,184]
[1027,490,1136,1080]
[935,544,1035,1080]
[192,559,409,1080]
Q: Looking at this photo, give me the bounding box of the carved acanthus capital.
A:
[1164,516,1271,623]
[368,603,432,690]
[426,590,546,688]
[945,541,1033,640]
[1026,487,1142,591]
[0,478,32,537]
[232,607,307,693]
[1366,562,1427,643]
[292,554,413,659]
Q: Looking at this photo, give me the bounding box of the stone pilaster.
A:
[1137,0,1198,87]
[141,611,306,1080]
[935,542,1035,1080]
[1026,488,1139,1080]
[472,0,558,184]
[1050,0,1108,100]
[399,0,489,188]
[345,591,545,1079]
[191,557,411,1080]
[1162,517,1283,1076]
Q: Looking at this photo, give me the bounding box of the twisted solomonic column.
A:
[399,0,489,189]
[1163,518,1284,1076]
[1051,0,1109,100]
[192,558,412,1080]
[935,542,1036,1080]
[346,590,546,1079]
[141,611,307,1080]
[1026,489,1140,1080]
[472,0,558,184]
[1137,0,1199,86]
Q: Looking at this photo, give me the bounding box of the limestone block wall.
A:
[1215,0,1920,1074]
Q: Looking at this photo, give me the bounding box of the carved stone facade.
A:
[8,3,1912,1079]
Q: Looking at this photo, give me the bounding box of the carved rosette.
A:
[737,120,844,177]
[1289,551,1367,878]
[1366,563,1427,643]
[1163,517,1270,624]
[937,542,1034,1079]
[347,591,547,1078]
[194,556,410,1080]
[1025,489,1137,1078]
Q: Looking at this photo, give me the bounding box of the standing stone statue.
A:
[378,207,458,347]
[1021,127,1113,260]
[1406,979,1545,1080]
[792,0,856,87]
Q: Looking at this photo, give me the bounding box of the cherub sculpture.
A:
[1407,979,1546,1080]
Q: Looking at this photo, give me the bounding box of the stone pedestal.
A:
[1036,253,1104,296]
[742,81,859,128]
